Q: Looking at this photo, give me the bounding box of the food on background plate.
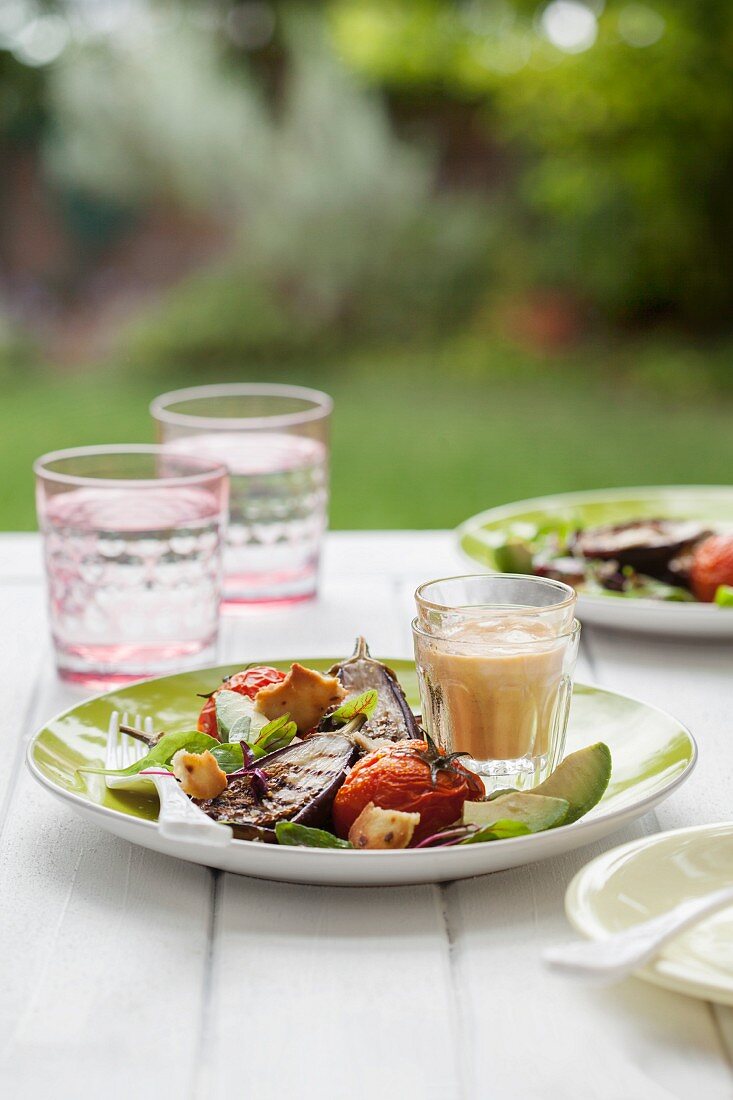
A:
[83,637,611,850]
[689,535,733,602]
[494,520,733,605]
[572,520,705,571]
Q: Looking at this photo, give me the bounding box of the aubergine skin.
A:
[198,734,357,842]
[572,519,709,579]
[329,637,422,741]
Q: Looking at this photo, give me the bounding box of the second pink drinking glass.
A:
[151,384,332,606]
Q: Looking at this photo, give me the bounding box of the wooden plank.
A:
[0,649,213,1097]
[202,877,459,1100]
[713,1006,733,1074]
[447,844,733,1099]
[0,583,47,812]
[0,533,43,581]
[323,529,464,581]
[220,575,408,662]
[204,572,458,1100]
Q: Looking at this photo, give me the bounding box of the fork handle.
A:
[149,775,233,846]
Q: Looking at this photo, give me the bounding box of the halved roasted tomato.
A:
[332,738,484,845]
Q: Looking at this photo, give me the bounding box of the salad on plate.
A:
[490,520,733,606]
[82,638,612,851]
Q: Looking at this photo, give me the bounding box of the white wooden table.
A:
[1,531,732,1100]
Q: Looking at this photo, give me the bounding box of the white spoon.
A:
[544,886,733,984]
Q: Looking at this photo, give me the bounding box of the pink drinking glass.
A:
[150,384,332,606]
[34,445,229,688]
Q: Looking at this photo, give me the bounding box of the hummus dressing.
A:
[419,615,565,762]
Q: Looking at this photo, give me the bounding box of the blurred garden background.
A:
[2,0,733,529]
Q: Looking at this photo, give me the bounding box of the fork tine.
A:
[119,710,146,770]
[121,711,130,769]
[105,710,120,772]
[105,708,150,789]
[120,711,130,770]
[122,713,143,769]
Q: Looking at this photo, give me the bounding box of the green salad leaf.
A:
[80,730,218,778]
[585,572,695,602]
[534,518,577,544]
[715,585,733,607]
[275,823,353,849]
[329,690,378,725]
[252,714,298,757]
[622,575,695,602]
[209,741,245,773]
[459,820,532,845]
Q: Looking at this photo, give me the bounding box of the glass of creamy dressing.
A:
[413,575,580,791]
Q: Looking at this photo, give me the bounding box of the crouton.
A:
[348,802,420,850]
[172,749,228,800]
[255,663,345,733]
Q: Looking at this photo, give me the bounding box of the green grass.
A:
[3,339,733,530]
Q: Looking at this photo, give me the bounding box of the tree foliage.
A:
[330,0,733,326]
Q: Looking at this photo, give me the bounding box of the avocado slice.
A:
[492,537,534,575]
[528,742,612,824]
[463,791,570,833]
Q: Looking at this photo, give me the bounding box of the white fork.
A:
[106,711,232,846]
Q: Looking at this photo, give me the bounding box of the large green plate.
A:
[458,485,733,637]
[26,659,696,886]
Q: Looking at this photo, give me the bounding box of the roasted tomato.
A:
[690,534,733,602]
[197,666,286,739]
[332,739,484,845]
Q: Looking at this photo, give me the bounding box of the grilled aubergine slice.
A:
[328,636,422,742]
[572,519,709,577]
[198,734,357,841]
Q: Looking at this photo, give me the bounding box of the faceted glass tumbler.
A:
[412,574,580,793]
[151,384,332,607]
[35,445,228,688]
